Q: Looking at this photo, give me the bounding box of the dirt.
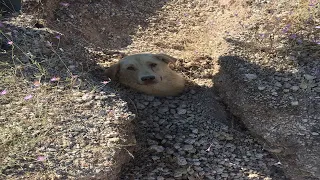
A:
[1,0,319,179]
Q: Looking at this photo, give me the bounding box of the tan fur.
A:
[105,53,185,96]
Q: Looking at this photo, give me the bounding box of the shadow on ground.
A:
[213,37,320,179]
[26,0,171,49]
[21,0,174,84]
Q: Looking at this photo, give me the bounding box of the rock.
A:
[245,73,258,81]
[81,93,93,102]
[258,85,266,90]
[153,101,162,107]
[136,103,146,110]
[291,86,299,91]
[173,170,183,178]
[274,82,282,87]
[299,82,308,89]
[283,89,290,93]
[311,132,319,136]
[152,156,160,161]
[221,173,229,178]
[170,109,176,114]
[145,95,155,101]
[192,129,198,134]
[184,138,196,145]
[303,74,316,81]
[158,106,169,113]
[313,87,320,93]
[283,83,291,89]
[150,145,165,153]
[193,161,201,166]
[177,108,187,115]
[177,156,188,166]
[182,144,194,152]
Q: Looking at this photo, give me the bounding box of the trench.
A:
[27,0,292,179]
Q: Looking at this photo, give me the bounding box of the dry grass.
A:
[116,0,318,89]
[0,16,133,178]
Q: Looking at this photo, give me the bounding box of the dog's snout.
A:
[141,75,156,82]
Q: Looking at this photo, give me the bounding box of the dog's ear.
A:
[105,63,120,80]
[153,53,177,64]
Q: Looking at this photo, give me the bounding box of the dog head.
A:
[106,53,177,86]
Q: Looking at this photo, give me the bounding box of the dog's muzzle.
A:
[140,75,157,85]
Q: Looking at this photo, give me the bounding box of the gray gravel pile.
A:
[120,86,286,179]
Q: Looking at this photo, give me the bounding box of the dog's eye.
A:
[150,63,157,68]
[127,66,135,71]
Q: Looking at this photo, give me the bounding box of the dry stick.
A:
[0,0,15,12]
[123,148,135,159]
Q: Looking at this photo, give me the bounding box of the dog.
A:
[105,53,185,96]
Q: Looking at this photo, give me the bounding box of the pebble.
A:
[283,89,290,93]
[245,73,258,80]
[283,83,291,89]
[136,103,146,110]
[183,144,194,151]
[152,156,160,161]
[177,156,188,166]
[81,93,93,102]
[177,108,187,115]
[192,129,198,134]
[153,101,162,107]
[158,106,169,113]
[311,132,319,136]
[291,86,299,91]
[304,74,316,81]
[313,87,320,93]
[173,168,185,178]
[221,173,229,178]
[300,83,308,89]
[145,96,155,101]
[274,82,282,87]
[194,161,201,166]
[150,145,165,153]
[185,138,196,144]
[291,101,299,106]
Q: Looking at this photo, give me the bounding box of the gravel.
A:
[120,87,286,179]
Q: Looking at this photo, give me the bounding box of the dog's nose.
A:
[141,75,156,82]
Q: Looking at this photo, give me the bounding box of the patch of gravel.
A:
[119,85,286,179]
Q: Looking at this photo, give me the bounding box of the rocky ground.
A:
[0,0,319,179]
[118,85,286,179]
[0,14,135,179]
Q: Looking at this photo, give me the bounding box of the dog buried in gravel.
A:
[105,53,185,96]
